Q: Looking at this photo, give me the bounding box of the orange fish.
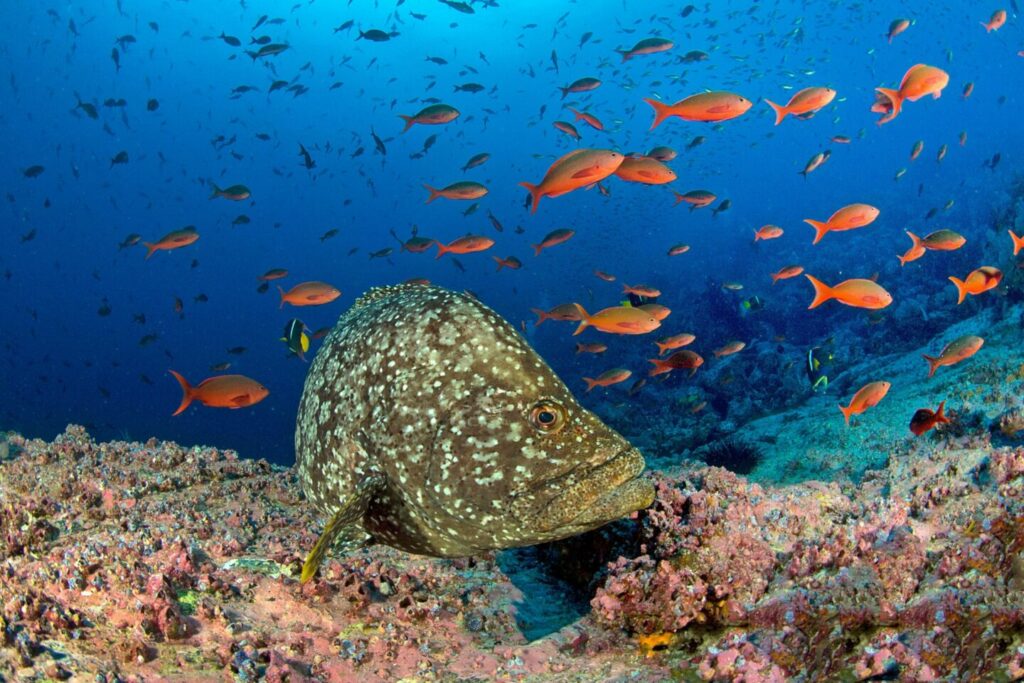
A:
[169,370,269,416]
[434,235,495,258]
[424,181,488,203]
[647,349,704,376]
[899,229,966,265]
[806,274,892,310]
[799,151,831,177]
[647,146,677,161]
[638,303,671,321]
[617,37,674,62]
[532,228,575,256]
[575,342,607,354]
[553,120,581,140]
[910,401,951,436]
[277,281,341,307]
[839,381,890,425]
[1009,229,1024,255]
[831,135,852,144]
[614,155,677,184]
[771,265,804,284]
[655,332,696,356]
[559,76,602,99]
[948,266,1002,304]
[804,203,880,244]
[962,82,975,99]
[765,87,836,125]
[910,140,924,160]
[713,341,746,358]
[257,268,288,281]
[667,244,691,256]
[981,9,1007,32]
[572,304,661,336]
[643,91,753,129]
[593,270,616,282]
[143,227,199,259]
[569,108,604,131]
[754,225,784,241]
[623,283,661,298]
[493,255,522,271]
[875,64,950,123]
[583,368,632,393]
[399,103,460,132]
[519,148,624,214]
[531,303,583,326]
[887,18,911,43]
[923,335,983,377]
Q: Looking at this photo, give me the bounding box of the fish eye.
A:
[529,401,567,433]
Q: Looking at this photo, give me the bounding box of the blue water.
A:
[1,0,1019,466]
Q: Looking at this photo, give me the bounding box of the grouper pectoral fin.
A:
[300,473,385,583]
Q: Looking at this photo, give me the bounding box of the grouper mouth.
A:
[531,446,656,534]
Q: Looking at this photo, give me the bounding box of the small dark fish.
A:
[219,32,241,47]
[334,20,354,33]
[194,293,209,303]
[147,99,159,111]
[139,334,158,347]
[253,15,269,31]
[687,135,706,150]
[910,401,950,436]
[232,215,251,226]
[550,49,559,73]
[298,143,316,169]
[23,165,44,178]
[110,150,129,167]
[426,56,448,65]
[250,35,271,45]
[227,346,247,355]
[97,298,112,317]
[371,127,387,156]
[257,282,270,293]
[370,247,394,259]
[454,82,485,93]
[210,362,232,372]
[111,48,121,72]
[351,147,364,158]
[711,199,731,217]
[487,211,504,232]
[358,29,396,42]
[579,31,592,48]
[21,229,36,242]
[439,0,474,13]
[320,229,339,242]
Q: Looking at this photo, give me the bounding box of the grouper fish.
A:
[295,284,655,582]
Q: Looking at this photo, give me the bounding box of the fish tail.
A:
[643,97,673,131]
[923,354,941,378]
[876,87,903,116]
[981,21,992,32]
[531,243,543,257]
[805,274,833,309]
[571,303,590,336]
[647,359,669,376]
[583,377,598,393]
[530,308,548,327]
[804,218,829,245]
[655,342,668,356]
[169,370,193,416]
[559,86,569,100]
[765,99,787,126]
[770,272,780,285]
[276,285,287,308]
[493,256,505,271]
[143,242,157,259]
[617,50,631,63]
[1010,229,1024,256]
[433,240,449,259]
[518,181,541,214]
[423,183,441,203]
[935,400,950,423]
[399,114,414,132]
[948,276,967,305]
[208,182,221,199]
[569,107,582,120]
[754,229,762,242]
[838,402,853,425]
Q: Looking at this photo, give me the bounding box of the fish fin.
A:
[531,243,543,256]
[399,114,414,132]
[907,230,923,250]
[643,98,673,131]
[493,256,504,271]
[277,285,287,308]
[935,400,950,423]
[433,240,448,259]
[423,183,440,204]
[770,273,780,285]
[570,167,600,179]
[559,86,569,99]
[838,402,853,425]
[571,303,590,336]
[765,99,787,126]
[805,274,832,309]
[582,377,597,393]
[530,308,547,326]
[647,359,668,376]
[948,276,967,305]
[208,182,221,199]
[518,181,541,214]
[875,87,903,116]
[616,49,630,63]
[143,242,157,259]
[655,342,667,355]
[168,370,193,416]
[301,473,385,584]
[923,354,941,378]
[1010,229,1024,256]
[804,218,829,245]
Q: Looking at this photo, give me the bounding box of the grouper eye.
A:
[529,400,566,433]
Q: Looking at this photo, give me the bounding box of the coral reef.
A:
[1,424,1022,680]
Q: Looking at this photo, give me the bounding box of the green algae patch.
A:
[221,557,293,579]
[175,589,201,616]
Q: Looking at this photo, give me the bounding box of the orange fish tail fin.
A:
[643,98,673,131]
[519,181,541,214]
[765,99,787,126]
[208,183,221,200]
[923,354,941,378]
[935,400,951,423]
[572,303,590,336]
[876,87,903,116]
[804,218,830,245]
[981,21,992,32]
[399,114,414,132]
[276,285,287,308]
[583,377,598,393]
[805,274,833,309]
[655,341,668,356]
[1009,229,1024,255]
[559,86,569,100]
[948,276,968,304]
[838,402,853,425]
[423,183,440,204]
[770,272,780,285]
[530,308,548,326]
[493,256,505,271]
[434,240,450,260]
[143,242,157,259]
[617,50,630,63]
[169,370,194,416]
[647,359,668,376]
[897,253,908,267]
[531,243,543,257]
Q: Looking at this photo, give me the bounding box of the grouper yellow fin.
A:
[300,473,384,583]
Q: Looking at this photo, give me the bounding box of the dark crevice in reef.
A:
[497,519,643,641]
[694,437,764,475]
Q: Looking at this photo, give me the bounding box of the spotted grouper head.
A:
[303,282,651,557]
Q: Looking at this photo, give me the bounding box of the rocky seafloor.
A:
[2,423,1023,682]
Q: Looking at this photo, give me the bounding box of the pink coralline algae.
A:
[2,425,1024,681]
